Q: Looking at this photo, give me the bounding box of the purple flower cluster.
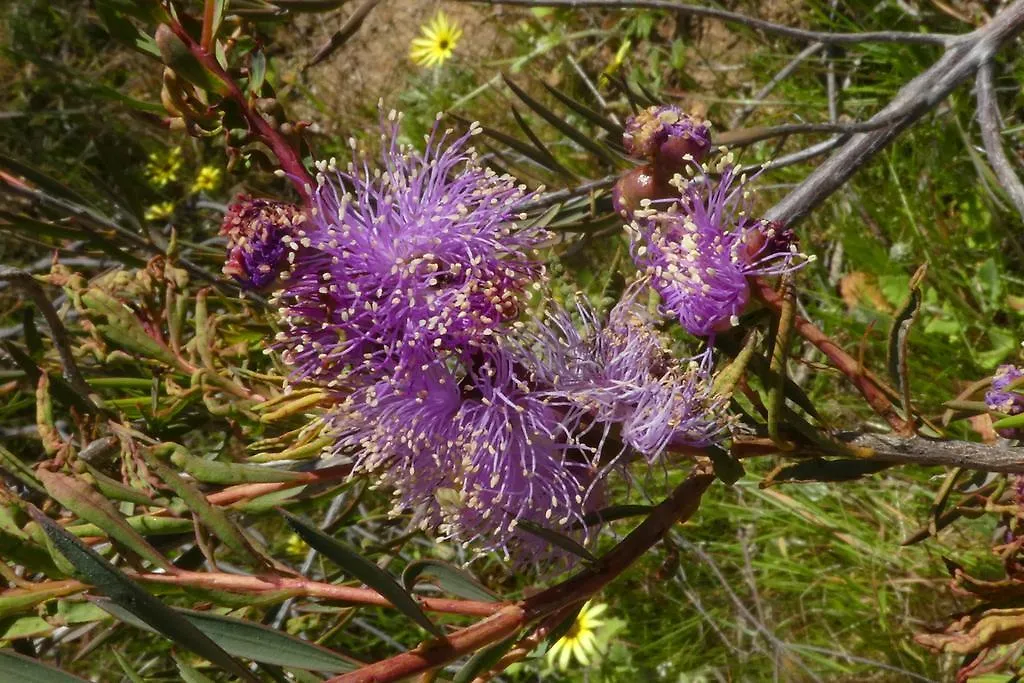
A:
[986,364,1024,439]
[628,158,810,338]
[221,197,306,290]
[265,109,738,563]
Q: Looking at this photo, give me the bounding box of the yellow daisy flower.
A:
[547,601,608,670]
[191,166,222,194]
[145,147,183,189]
[144,201,175,222]
[410,12,461,68]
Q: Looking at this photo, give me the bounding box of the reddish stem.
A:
[328,465,716,683]
[165,20,313,201]
[752,277,910,433]
[134,570,502,617]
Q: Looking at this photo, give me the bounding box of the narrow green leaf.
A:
[173,653,217,683]
[887,264,925,424]
[280,509,443,638]
[509,106,573,179]
[26,507,259,682]
[541,82,623,137]
[96,600,357,673]
[768,276,796,446]
[402,560,498,603]
[0,446,45,494]
[706,445,745,486]
[36,469,173,571]
[575,505,654,529]
[141,449,265,564]
[993,412,1024,430]
[0,649,90,682]
[764,458,891,485]
[0,155,94,209]
[453,634,518,683]
[503,76,623,167]
[154,25,229,96]
[80,290,182,368]
[112,650,147,683]
[168,447,306,485]
[516,521,595,562]
[0,616,53,640]
[247,51,267,95]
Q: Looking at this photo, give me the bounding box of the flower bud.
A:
[612,164,659,218]
[221,196,305,290]
[622,105,711,170]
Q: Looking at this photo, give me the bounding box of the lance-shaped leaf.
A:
[112,650,147,683]
[141,449,267,565]
[503,76,623,167]
[453,634,519,683]
[280,509,443,638]
[36,469,173,571]
[25,507,258,682]
[767,276,796,446]
[402,560,498,603]
[0,446,44,494]
[887,264,926,429]
[80,289,183,368]
[706,445,745,486]
[761,458,892,486]
[167,446,306,485]
[574,505,654,530]
[154,25,229,96]
[541,82,624,138]
[96,600,358,673]
[0,649,90,682]
[516,520,595,562]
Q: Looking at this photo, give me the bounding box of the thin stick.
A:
[731,42,825,128]
[456,0,953,46]
[976,61,1024,220]
[328,465,716,683]
[766,0,1024,226]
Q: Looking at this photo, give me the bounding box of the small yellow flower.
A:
[547,601,608,670]
[284,533,306,557]
[191,166,222,194]
[145,147,183,189]
[144,202,175,222]
[410,12,461,68]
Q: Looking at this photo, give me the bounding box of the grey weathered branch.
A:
[731,42,825,128]
[766,0,1024,225]
[457,0,953,45]
[975,61,1024,221]
[846,433,1024,473]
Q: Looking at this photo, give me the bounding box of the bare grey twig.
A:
[457,0,954,45]
[767,0,1024,225]
[845,432,1024,473]
[975,61,1024,220]
[731,42,825,128]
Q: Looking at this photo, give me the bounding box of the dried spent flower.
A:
[524,290,730,462]
[986,364,1024,439]
[277,113,544,386]
[623,105,712,168]
[221,196,305,291]
[628,158,811,338]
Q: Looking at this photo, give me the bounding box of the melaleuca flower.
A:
[523,290,730,461]
[986,364,1024,438]
[329,348,596,563]
[221,196,305,290]
[623,105,712,167]
[277,113,545,386]
[628,158,810,337]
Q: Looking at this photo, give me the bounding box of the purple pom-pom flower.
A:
[221,197,305,290]
[276,112,545,386]
[628,157,811,338]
